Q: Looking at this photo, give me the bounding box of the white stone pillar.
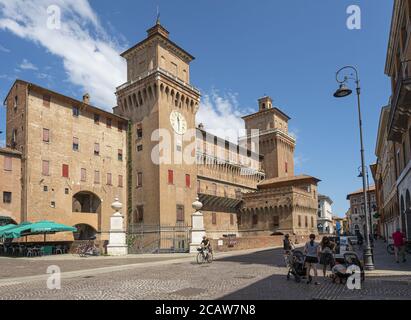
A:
[189,197,206,254]
[107,197,128,256]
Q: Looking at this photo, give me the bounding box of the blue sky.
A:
[0,0,393,216]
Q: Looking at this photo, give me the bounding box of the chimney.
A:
[83,93,90,105]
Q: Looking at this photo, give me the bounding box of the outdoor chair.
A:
[26,247,34,257]
[55,245,64,255]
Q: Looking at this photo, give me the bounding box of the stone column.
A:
[189,197,205,253]
[107,197,128,256]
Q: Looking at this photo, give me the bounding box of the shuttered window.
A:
[4,157,12,171]
[81,168,87,182]
[176,205,185,222]
[94,143,100,156]
[168,170,174,185]
[118,175,123,188]
[94,171,100,184]
[212,212,217,225]
[62,164,69,178]
[107,173,112,185]
[43,128,50,142]
[42,160,50,176]
[185,174,191,188]
[43,94,51,108]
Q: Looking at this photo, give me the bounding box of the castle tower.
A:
[242,96,296,179]
[114,21,201,229]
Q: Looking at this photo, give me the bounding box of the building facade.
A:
[1,21,320,247]
[317,194,334,234]
[346,186,378,237]
[371,0,411,241]
[3,81,128,241]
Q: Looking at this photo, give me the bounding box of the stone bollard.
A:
[107,197,128,256]
[189,197,206,254]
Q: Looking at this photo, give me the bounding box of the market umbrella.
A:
[3,221,76,240]
[0,222,31,238]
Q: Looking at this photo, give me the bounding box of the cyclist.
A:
[201,235,212,258]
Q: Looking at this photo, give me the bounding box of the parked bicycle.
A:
[196,247,213,264]
[75,238,100,257]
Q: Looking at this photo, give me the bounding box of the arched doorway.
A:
[73,224,97,240]
[72,192,102,214]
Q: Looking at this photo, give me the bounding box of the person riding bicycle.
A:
[201,236,212,255]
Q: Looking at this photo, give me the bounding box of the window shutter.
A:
[118,175,123,187]
[168,170,174,185]
[212,212,217,225]
[185,174,191,188]
[137,172,143,187]
[94,171,100,184]
[4,157,12,171]
[43,128,49,142]
[62,164,69,178]
[107,173,112,185]
[42,160,49,176]
[81,168,87,182]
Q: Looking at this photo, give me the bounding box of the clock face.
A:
[170,111,187,135]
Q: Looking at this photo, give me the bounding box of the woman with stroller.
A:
[304,234,321,285]
[319,236,335,278]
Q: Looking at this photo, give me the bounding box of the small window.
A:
[168,170,174,185]
[94,114,100,125]
[107,173,112,185]
[252,214,258,225]
[176,205,185,222]
[72,106,80,117]
[43,186,48,192]
[3,192,12,204]
[137,126,143,139]
[185,174,191,188]
[118,175,123,188]
[298,215,302,227]
[62,164,69,178]
[81,168,87,182]
[305,216,308,228]
[43,128,50,143]
[212,212,217,225]
[13,96,18,110]
[50,201,56,208]
[137,205,144,223]
[43,94,51,108]
[106,118,112,129]
[311,216,314,228]
[118,149,123,161]
[73,137,79,151]
[4,157,12,171]
[137,145,143,152]
[94,171,100,184]
[230,214,234,225]
[285,161,288,173]
[42,160,50,176]
[94,143,100,156]
[65,188,69,195]
[137,172,143,188]
[118,121,123,132]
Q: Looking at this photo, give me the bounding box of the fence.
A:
[127,224,191,254]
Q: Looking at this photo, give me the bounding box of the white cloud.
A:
[0,0,126,109]
[19,59,38,70]
[196,90,251,144]
[0,44,10,52]
[294,154,309,169]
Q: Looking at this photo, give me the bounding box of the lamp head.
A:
[333,83,352,98]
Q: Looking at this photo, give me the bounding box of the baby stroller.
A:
[286,250,308,283]
[332,252,365,284]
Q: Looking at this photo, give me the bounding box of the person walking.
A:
[283,234,294,267]
[392,228,407,263]
[319,236,335,278]
[304,234,320,285]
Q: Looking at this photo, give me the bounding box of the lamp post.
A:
[333,65,375,270]
[358,166,374,238]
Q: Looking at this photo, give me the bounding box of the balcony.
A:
[388,60,411,142]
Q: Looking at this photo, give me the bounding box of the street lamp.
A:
[333,65,375,270]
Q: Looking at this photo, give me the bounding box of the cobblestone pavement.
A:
[0,243,410,300]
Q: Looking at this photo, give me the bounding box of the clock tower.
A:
[114,21,201,229]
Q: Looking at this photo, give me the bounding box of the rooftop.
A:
[258,174,321,189]
[346,185,376,199]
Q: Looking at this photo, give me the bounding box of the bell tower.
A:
[115,21,201,230]
[242,96,296,179]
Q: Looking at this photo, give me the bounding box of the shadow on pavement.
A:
[215,247,286,267]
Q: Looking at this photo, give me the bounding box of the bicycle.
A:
[196,247,213,264]
[76,240,99,257]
